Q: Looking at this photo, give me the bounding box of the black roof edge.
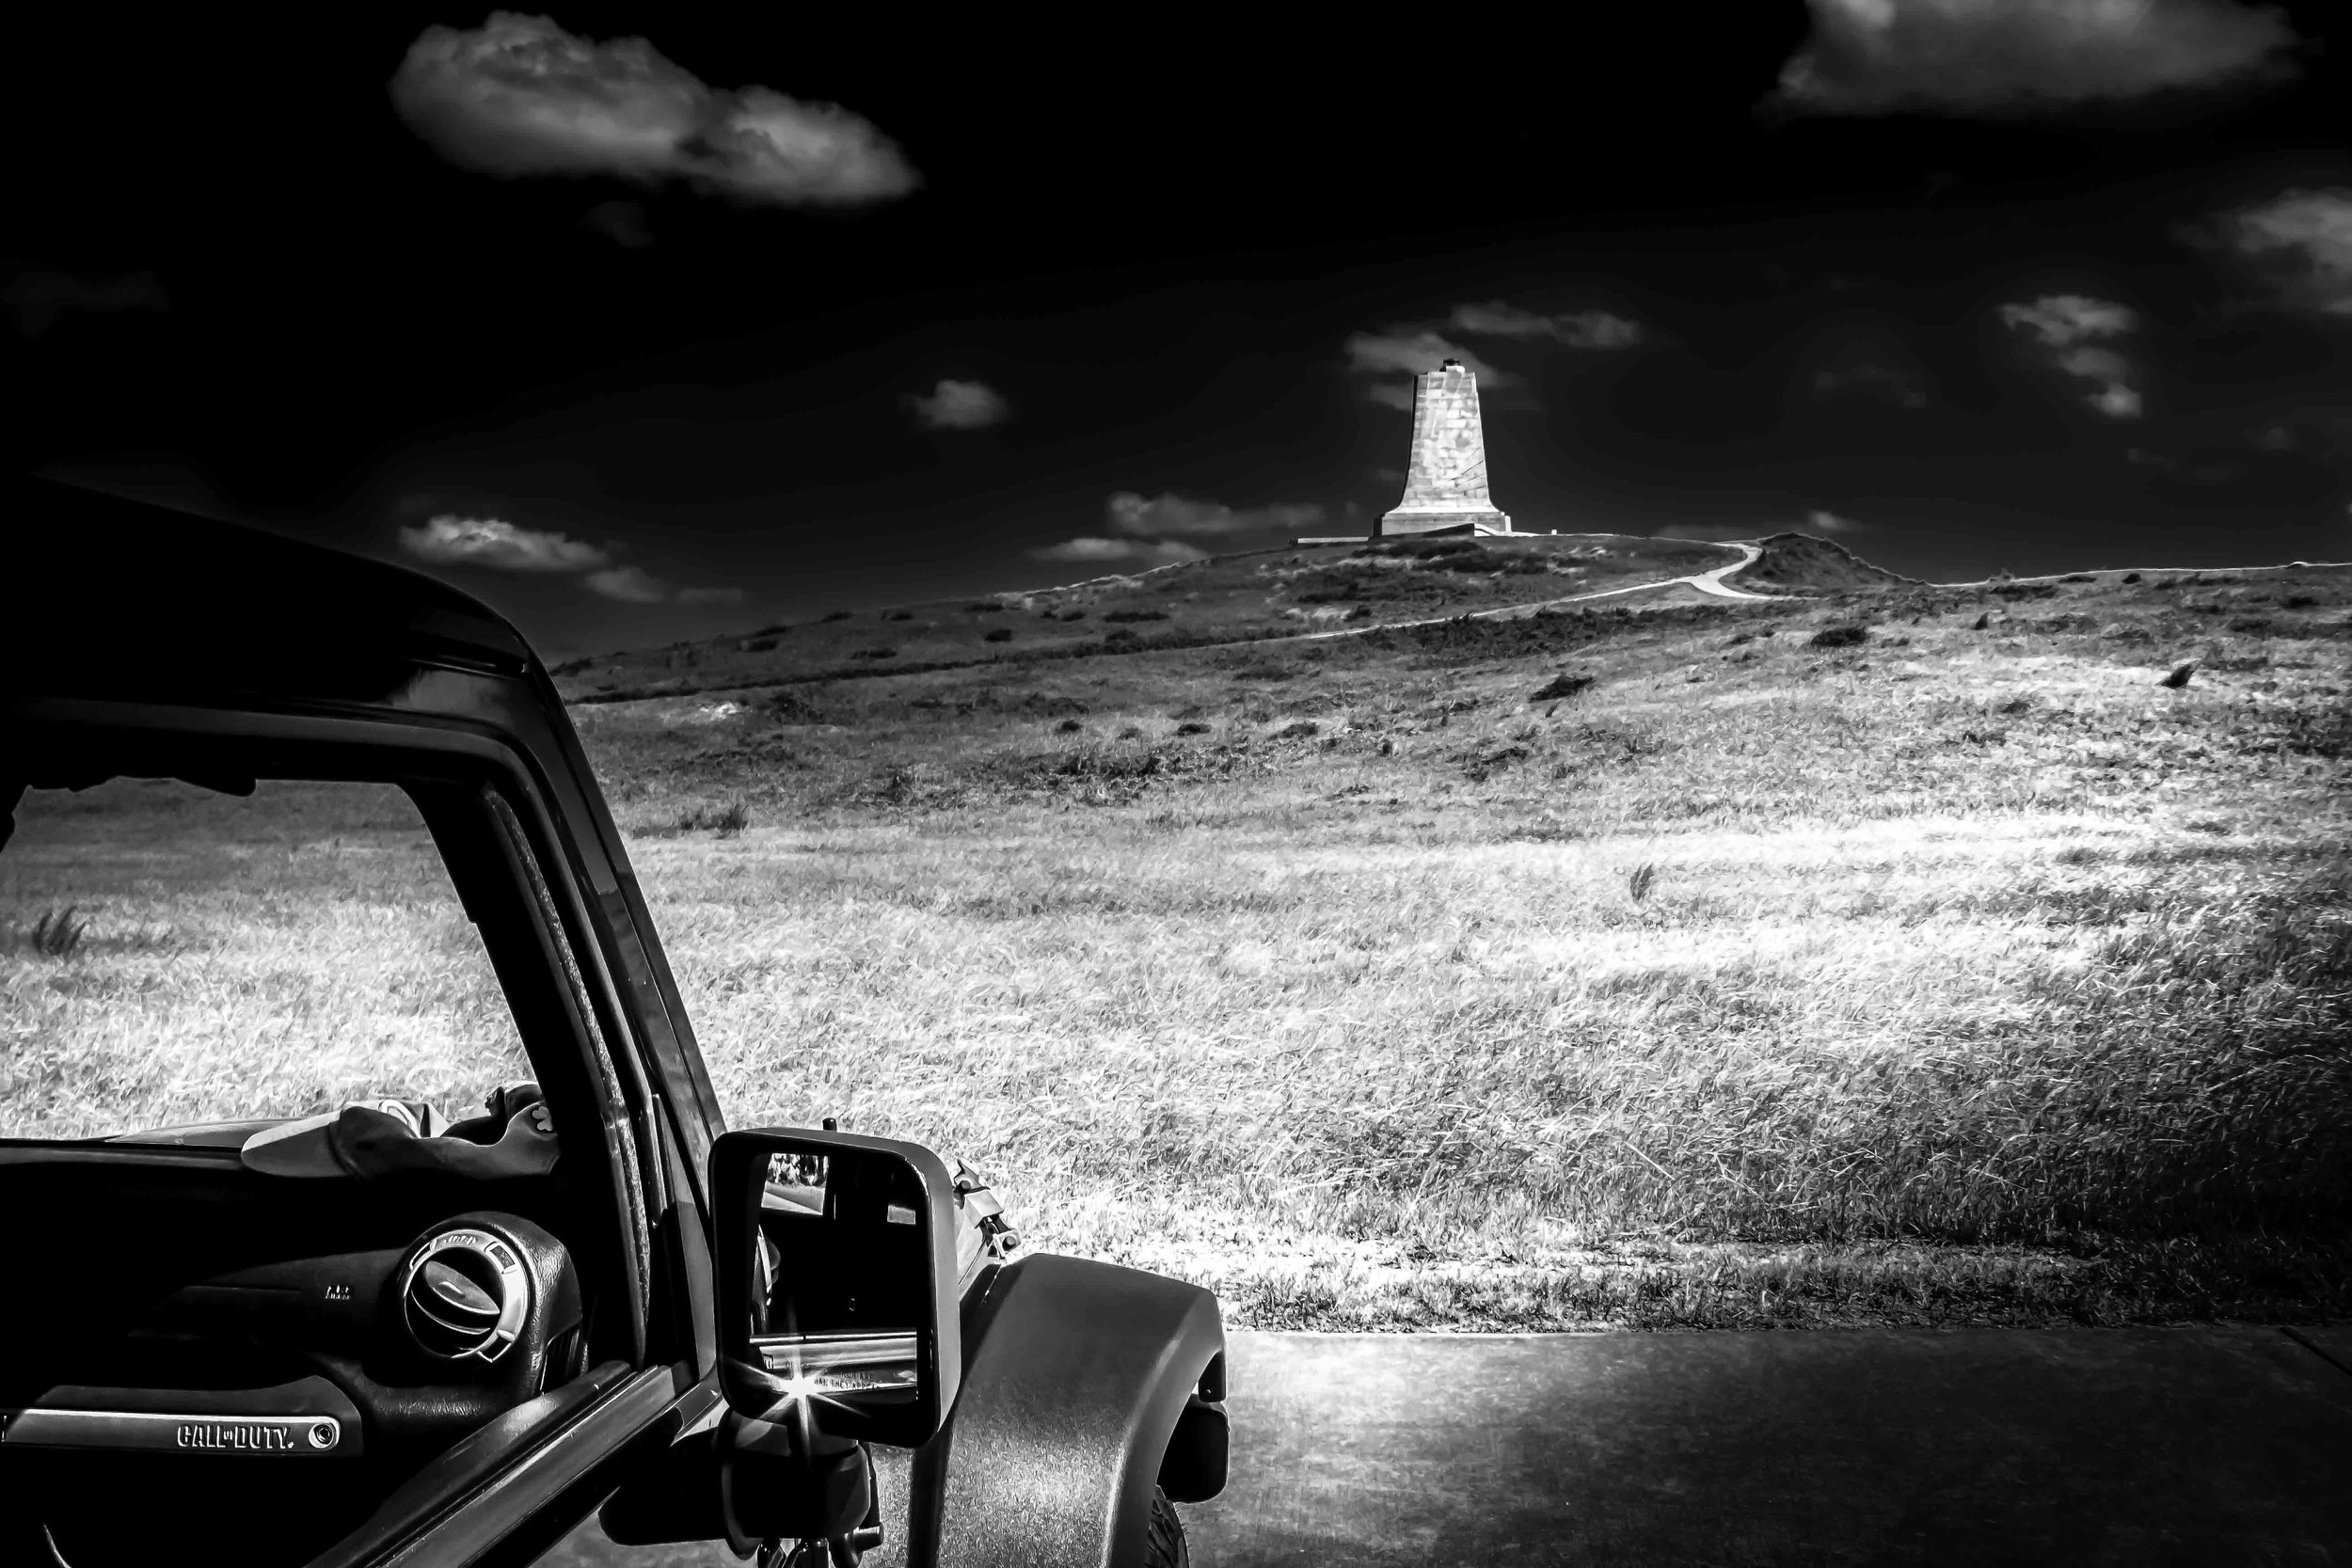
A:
[6,473,537,673]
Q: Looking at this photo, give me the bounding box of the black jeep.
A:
[0,477,1229,1567]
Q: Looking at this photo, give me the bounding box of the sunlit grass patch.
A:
[635,784,2350,1328]
[3,788,533,1139]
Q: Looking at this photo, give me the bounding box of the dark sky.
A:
[11,4,2351,657]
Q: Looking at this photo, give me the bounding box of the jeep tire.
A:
[1146,1486,1188,1567]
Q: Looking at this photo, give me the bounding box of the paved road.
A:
[1682,542,1777,600]
[541,1325,2352,1565]
[1182,1326,2352,1566]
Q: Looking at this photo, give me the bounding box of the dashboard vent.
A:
[400,1228,529,1362]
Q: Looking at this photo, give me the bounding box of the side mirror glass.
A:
[709,1129,962,1449]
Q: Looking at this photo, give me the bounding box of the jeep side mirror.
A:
[709,1129,962,1449]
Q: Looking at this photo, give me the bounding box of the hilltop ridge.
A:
[553,531,1740,703]
[549,530,2339,708]
[1738,532,1926,594]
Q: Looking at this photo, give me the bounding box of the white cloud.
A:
[1343,330,1512,385]
[1343,330,1494,379]
[1997,293,2138,345]
[1998,293,2143,419]
[586,564,670,603]
[1804,509,1870,532]
[905,378,1010,430]
[2199,188,2352,317]
[5,266,167,338]
[1344,328,1519,410]
[1769,0,2303,118]
[2058,343,2129,379]
[1104,492,1325,538]
[1450,302,1644,349]
[678,586,747,606]
[1030,491,1324,567]
[389,12,917,207]
[398,514,612,572]
[1030,537,1208,566]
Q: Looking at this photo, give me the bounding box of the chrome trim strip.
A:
[1,1408,349,1456]
[755,1332,920,1371]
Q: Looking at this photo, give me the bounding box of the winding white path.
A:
[1279,539,1795,646]
[1685,543,1780,599]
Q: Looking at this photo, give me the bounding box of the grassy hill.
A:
[11,525,2343,1332]
[1738,531,1924,594]
[557,540,2352,1332]
[552,531,1751,705]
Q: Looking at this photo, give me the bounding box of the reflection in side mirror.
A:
[710,1129,962,1449]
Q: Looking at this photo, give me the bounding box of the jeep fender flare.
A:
[907,1252,1225,1568]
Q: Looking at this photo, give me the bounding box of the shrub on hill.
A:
[1103,609,1168,623]
[1373,538,1485,560]
[1809,625,1870,648]
[884,610,914,622]
[670,798,750,836]
[1297,573,1417,604]
[1360,542,1552,576]
[24,908,87,958]
[854,646,898,659]
[762,690,829,722]
[1532,672,1596,700]
[1352,601,1740,666]
[739,637,780,654]
[822,610,852,622]
[984,627,1013,642]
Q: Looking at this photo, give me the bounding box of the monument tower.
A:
[1378,358,1512,536]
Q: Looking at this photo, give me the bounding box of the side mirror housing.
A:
[709,1128,963,1449]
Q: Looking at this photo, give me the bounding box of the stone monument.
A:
[1378,358,1511,537]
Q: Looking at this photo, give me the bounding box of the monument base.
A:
[1375,507,1513,537]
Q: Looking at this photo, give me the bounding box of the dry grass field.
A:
[0,781,534,1136]
[7,546,2349,1332]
